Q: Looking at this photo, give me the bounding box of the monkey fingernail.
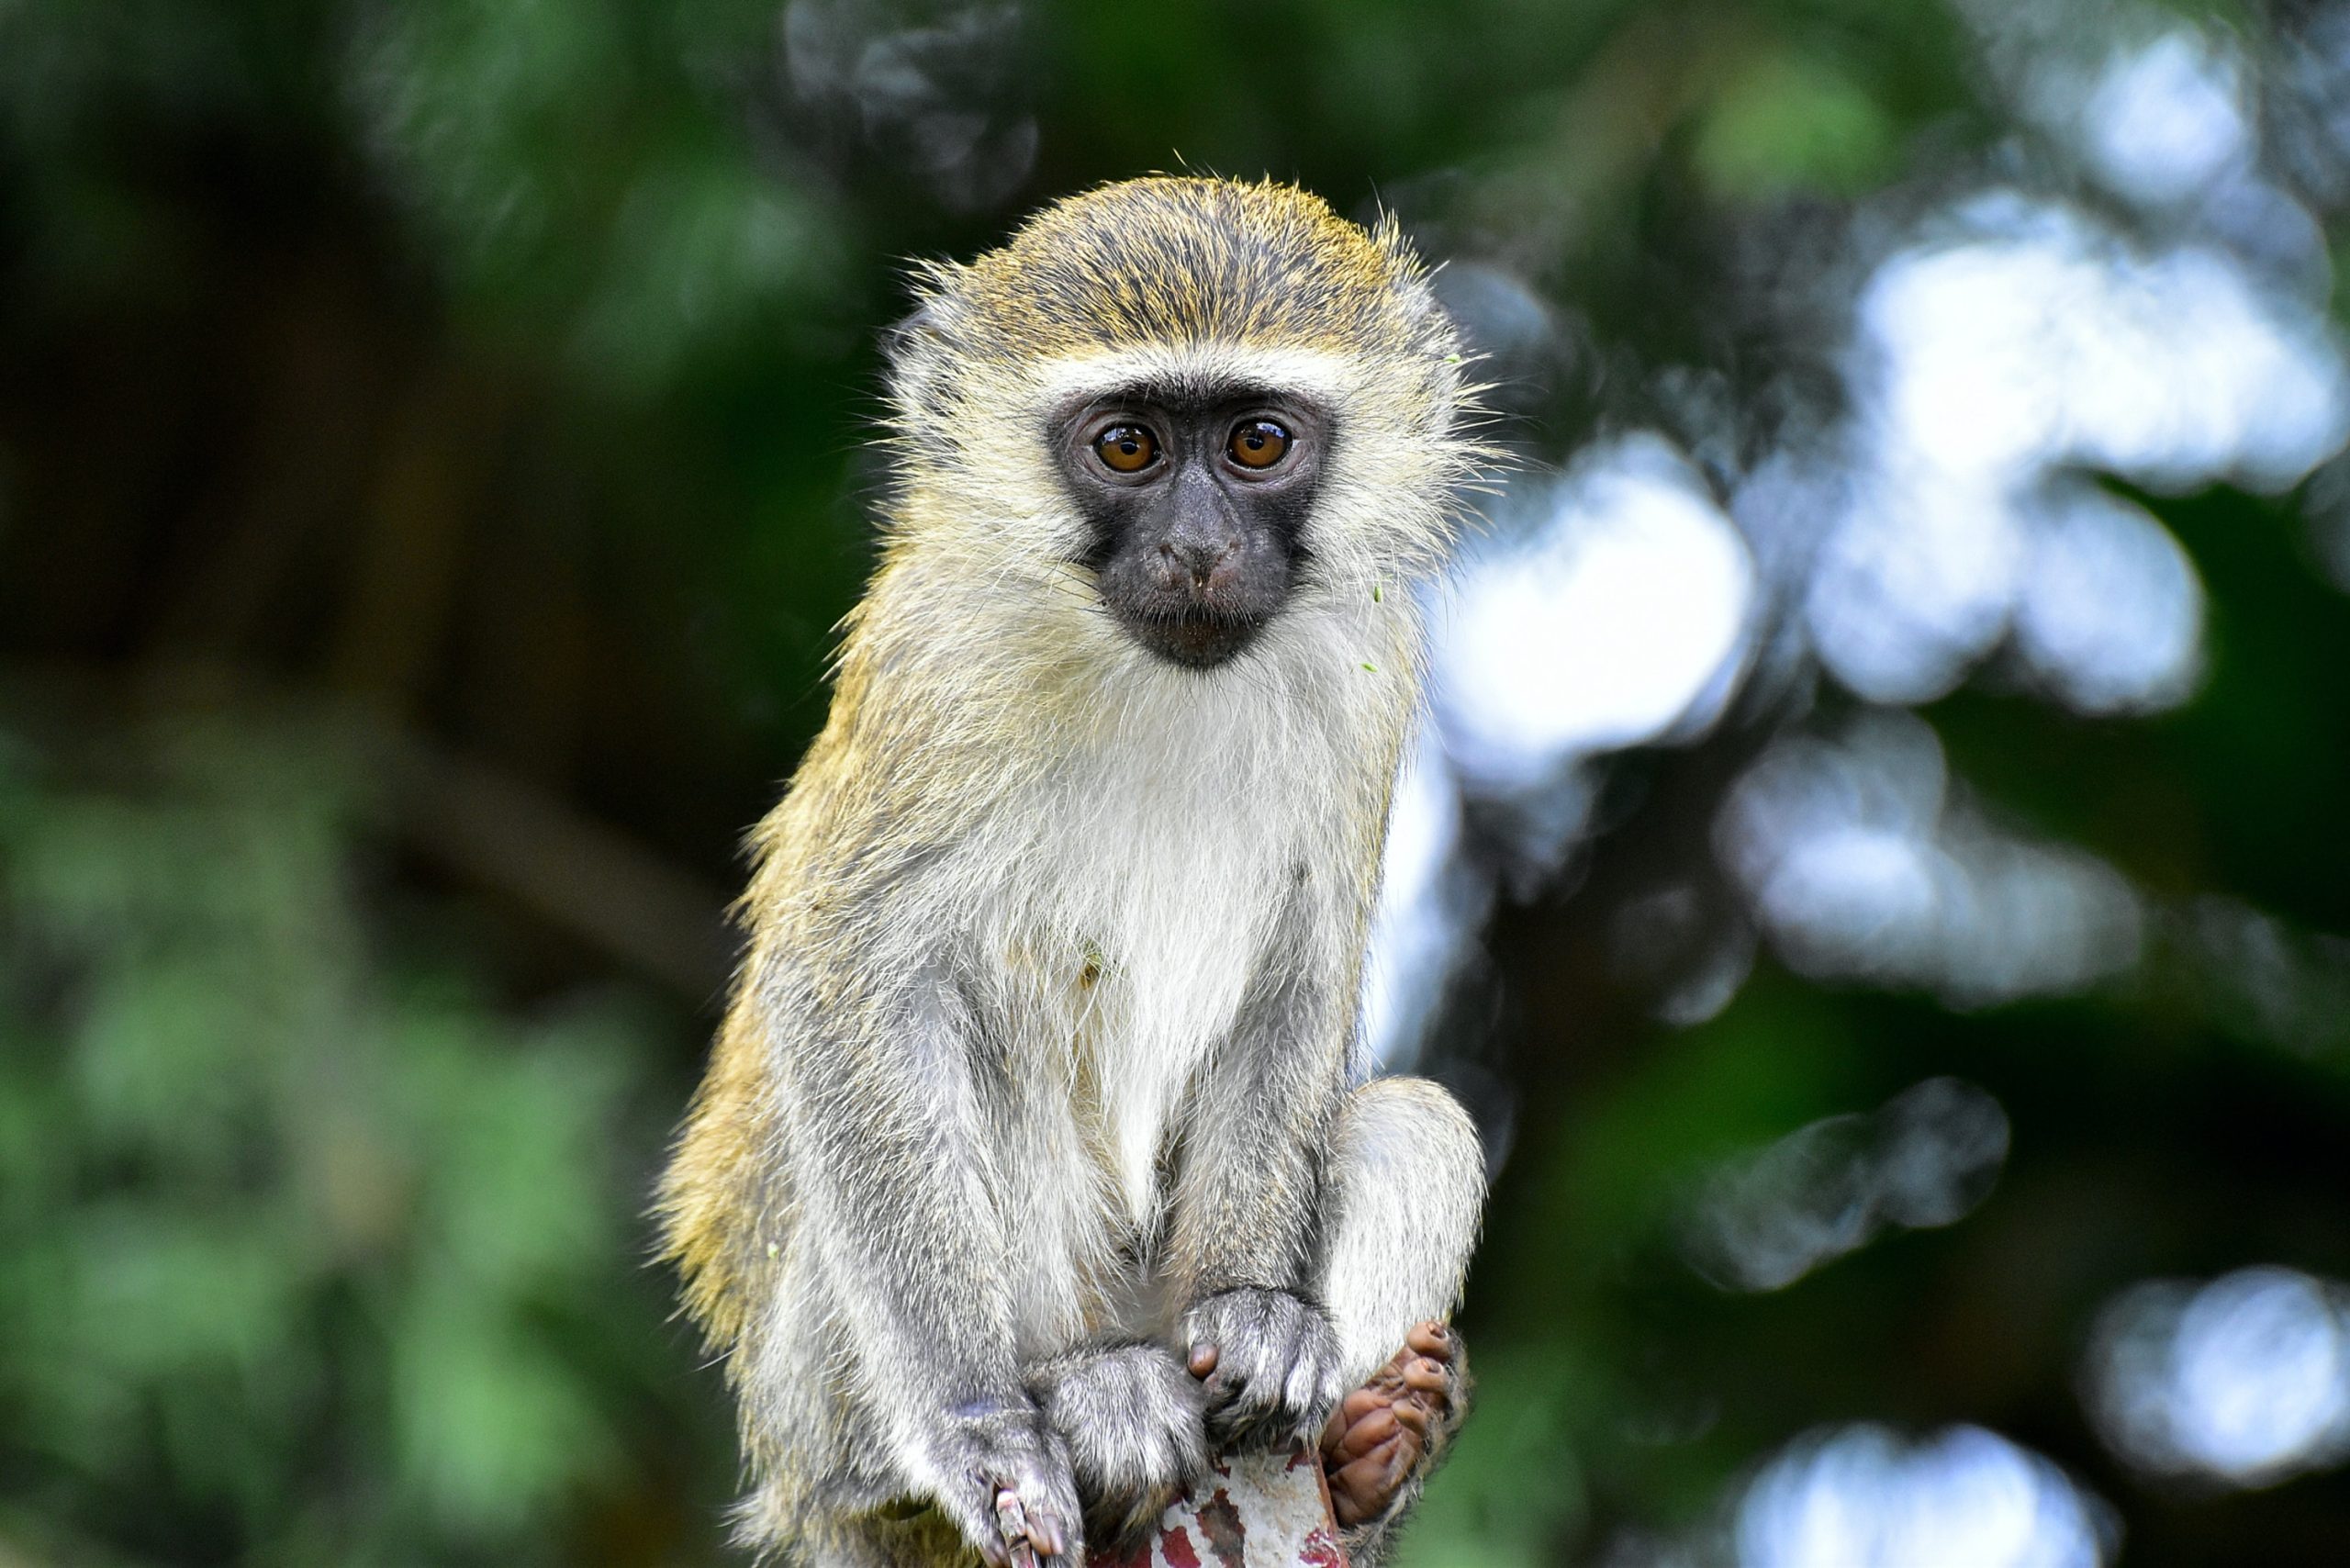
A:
[1187,1343,1218,1377]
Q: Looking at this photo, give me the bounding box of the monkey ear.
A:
[883,266,966,420]
[882,298,947,364]
[1367,211,1460,360]
[1400,274,1458,352]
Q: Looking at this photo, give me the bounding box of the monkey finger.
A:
[1335,1431,1404,1474]
[1020,1511,1067,1564]
[969,1501,1013,1568]
[1330,1443,1397,1496]
[1206,1393,1276,1448]
[1283,1365,1339,1429]
[1405,1321,1453,1359]
[1187,1343,1219,1378]
[990,1488,1033,1568]
[1382,1443,1420,1495]
[1335,1419,1382,1476]
[1322,1393,1389,1453]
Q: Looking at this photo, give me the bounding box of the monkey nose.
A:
[1158,537,1237,593]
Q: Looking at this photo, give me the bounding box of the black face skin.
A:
[1055,386,1326,669]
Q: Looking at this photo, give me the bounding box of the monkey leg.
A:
[1316,1076,1483,1384]
[1311,1076,1483,1564]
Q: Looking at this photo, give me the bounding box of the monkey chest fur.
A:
[973,680,1340,1339]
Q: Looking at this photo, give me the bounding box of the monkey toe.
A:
[1320,1322,1460,1528]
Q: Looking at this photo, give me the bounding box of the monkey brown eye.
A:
[1228,419,1292,470]
[1093,425,1158,474]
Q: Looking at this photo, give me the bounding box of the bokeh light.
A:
[2076,30,2248,207]
[2086,1267,2350,1488]
[1683,1078,2010,1294]
[1436,434,1757,794]
[1714,711,2144,1006]
[1735,1424,2116,1568]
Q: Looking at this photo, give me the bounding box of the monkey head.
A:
[879,177,1481,675]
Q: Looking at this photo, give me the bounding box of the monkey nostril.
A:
[1203,543,1247,594]
[1157,537,1237,596]
[1197,541,1242,589]
[1149,541,1193,593]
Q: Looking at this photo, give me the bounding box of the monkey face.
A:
[1056,390,1326,669]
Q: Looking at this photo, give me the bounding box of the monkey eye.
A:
[1092,424,1159,474]
[1227,419,1292,471]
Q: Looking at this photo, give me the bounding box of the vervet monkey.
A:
[661,176,1488,1567]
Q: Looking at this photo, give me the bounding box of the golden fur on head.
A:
[909,177,1454,361]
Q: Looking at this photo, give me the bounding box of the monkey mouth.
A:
[1086,536,1293,670]
[1113,602,1271,669]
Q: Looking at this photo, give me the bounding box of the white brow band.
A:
[1034,343,1362,408]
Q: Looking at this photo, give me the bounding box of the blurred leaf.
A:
[392,1283,617,1531]
[0,721,691,1564]
[1693,49,1897,198]
[1405,1342,1592,1568]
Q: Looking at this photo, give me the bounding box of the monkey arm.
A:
[769,960,1080,1563]
[1163,877,1354,1297]
[1166,975,1341,1297]
[1161,888,1358,1450]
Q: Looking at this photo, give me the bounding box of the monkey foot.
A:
[1318,1321,1458,1529]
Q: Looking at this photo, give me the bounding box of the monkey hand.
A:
[926,1396,1080,1568]
[1028,1342,1208,1552]
[1181,1287,1348,1452]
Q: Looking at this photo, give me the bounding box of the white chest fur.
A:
[979,641,1345,1236]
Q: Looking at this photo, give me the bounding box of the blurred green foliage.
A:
[0,716,721,1564]
[3,1,2349,1565]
